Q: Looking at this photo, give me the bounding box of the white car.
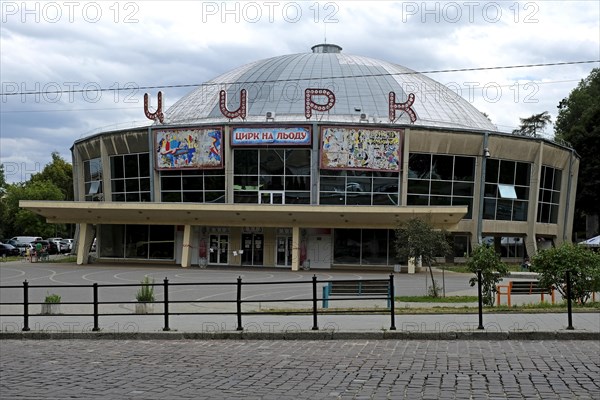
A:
[59,239,74,253]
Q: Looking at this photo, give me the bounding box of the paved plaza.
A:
[1,261,599,398]
[1,339,599,399]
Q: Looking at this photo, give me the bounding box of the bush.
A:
[531,243,600,304]
[466,244,509,306]
[136,276,155,302]
[44,293,61,303]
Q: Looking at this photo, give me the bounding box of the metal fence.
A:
[0,275,397,332]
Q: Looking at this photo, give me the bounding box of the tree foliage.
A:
[554,68,600,221]
[29,152,74,201]
[0,153,72,239]
[531,243,600,304]
[512,111,552,137]
[395,218,451,297]
[466,244,509,306]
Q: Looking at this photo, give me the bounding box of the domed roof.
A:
[165,44,496,132]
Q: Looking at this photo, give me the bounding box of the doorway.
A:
[209,234,228,264]
[276,236,293,266]
[241,233,264,266]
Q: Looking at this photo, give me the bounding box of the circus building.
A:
[22,44,579,269]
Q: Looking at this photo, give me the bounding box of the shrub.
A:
[531,243,600,304]
[136,276,155,302]
[44,293,61,303]
[466,244,509,306]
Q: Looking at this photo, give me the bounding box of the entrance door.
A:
[276,236,293,266]
[259,191,285,204]
[209,234,228,264]
[307,235,332,268]
[241,233,264,266]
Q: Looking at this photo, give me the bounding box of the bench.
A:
[496,280,555,307]
[322,280,391,309]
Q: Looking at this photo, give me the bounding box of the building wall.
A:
[71,124,579,268]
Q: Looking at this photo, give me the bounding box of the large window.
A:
[537,166,561,224]
[320,170,400,205]
[99,225,174,260]
[483,159,530,221]
[160,170,225,203]
[333,229,396,265]
[84,158,103,201]
[110,153,151,202]
[407,153,475,218]
[233,149,311,204]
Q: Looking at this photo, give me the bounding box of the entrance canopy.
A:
[20,201,467,229]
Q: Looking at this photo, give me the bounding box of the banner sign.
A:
[232,127,311,146]
[320,126,402,172]
[155,128,223,170]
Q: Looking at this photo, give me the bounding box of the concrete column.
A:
[181,225,192,268]
[76,223,94,265]
[291,226,300,271]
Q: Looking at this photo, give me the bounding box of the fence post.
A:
[477,270,484,330]
[389,274,396,331]
[312,275,318,331]
[163,277,170,331]
[566,270,574,330]
[22,280,30,332]
[236,276,243,331]
[92,283,100,331]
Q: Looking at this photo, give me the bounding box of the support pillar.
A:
[181,224,192,268]
[76,223,94,265]
[291,226,300,271]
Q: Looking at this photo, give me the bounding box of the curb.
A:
[1,330,598,341]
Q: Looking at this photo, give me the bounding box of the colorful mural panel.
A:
[155,128,223,170]
[320,126,402,172]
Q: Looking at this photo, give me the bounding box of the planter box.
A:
[41,303,61,315]
[135,303,154,314]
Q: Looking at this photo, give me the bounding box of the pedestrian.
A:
[521,257,531,271]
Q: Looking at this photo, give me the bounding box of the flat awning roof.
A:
[20,201,467,229]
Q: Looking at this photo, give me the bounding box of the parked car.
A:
[0,244,20,257]
[10,236,42,244]
[59,239,74,253]
[31,240,59,255]
[15,242,34,256]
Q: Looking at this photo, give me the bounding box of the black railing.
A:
[0,275,397,332]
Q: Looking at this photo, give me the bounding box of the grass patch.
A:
[396,295,478,303]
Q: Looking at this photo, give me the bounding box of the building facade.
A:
[22,44,579,269]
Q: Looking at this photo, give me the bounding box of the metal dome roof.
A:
[165,44,497,131]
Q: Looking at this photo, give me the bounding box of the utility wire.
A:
[1,60,598,97]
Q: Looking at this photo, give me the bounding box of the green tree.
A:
[3,180,64,238]
[554,68,600,228]
[395,218,451,297]
[29,152,74,201]
[512,111,552,137]
[466,244,509,306]
[531,243,600,305]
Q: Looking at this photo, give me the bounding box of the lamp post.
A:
[476,134,490,330]
[477,133,490,244]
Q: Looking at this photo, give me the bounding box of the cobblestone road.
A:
[1,340,598,399]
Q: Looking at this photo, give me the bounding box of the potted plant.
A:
[135,276,155,314]
[42,293,62,315]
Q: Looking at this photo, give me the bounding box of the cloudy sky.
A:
[1,0,599,183]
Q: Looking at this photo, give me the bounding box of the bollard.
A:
[477,270,484,330]
[22,280,30,331]
[312,275,318,330]
[163,277,170,331]
[92,283,100,331]
[389,274,396,330]
[566,270,574,330]
[236,276,243,331]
